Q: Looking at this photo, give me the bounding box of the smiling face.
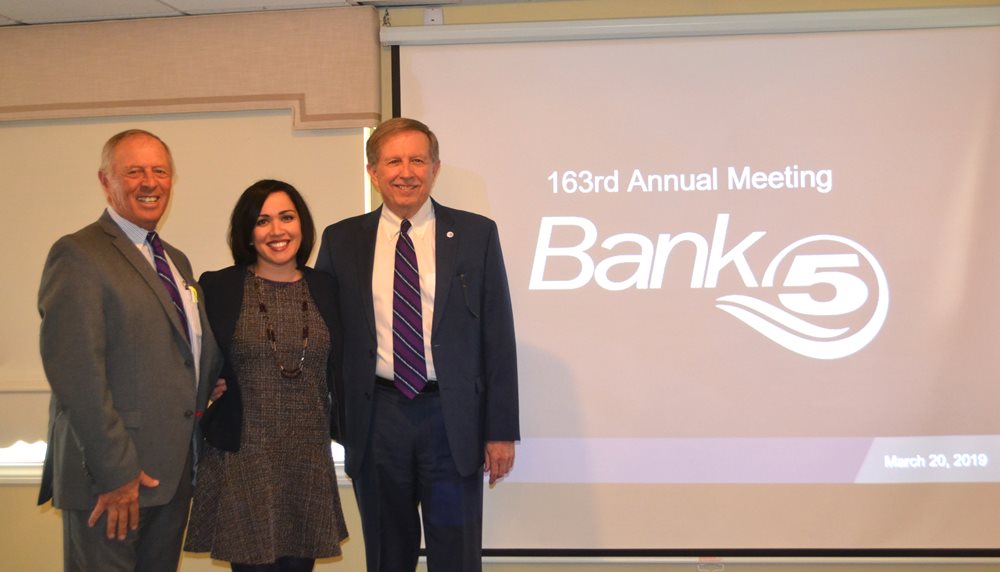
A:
[367,129,441,220]
[99,133,173,230]
[252,191,302,276]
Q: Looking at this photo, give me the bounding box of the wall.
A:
[0,108,365,435]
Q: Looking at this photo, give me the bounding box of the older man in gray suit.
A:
[37,129,222,571]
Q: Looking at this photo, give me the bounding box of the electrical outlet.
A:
[424,7,443,26]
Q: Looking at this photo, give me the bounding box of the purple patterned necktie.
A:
[146,231,190,341]
[392,219,427,399]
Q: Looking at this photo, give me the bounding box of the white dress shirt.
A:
[372,200,437,381]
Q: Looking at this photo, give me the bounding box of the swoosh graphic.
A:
[715,295,848,339]
[717,235,889,360]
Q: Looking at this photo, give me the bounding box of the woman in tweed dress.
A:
[185,180,347,571]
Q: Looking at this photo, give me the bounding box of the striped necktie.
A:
[392,219,427,399]
[146,231,190,341]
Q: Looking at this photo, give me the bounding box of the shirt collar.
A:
[380,199,434,240]
[106,207,157,246]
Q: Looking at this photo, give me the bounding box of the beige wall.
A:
[0,110,365,393]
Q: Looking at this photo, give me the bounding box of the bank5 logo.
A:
[529,214,890,360]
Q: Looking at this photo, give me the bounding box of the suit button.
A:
[184,410,194,418]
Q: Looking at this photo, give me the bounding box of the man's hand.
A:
[87,471,159,540]
[210,378,227,402]
[484,441,515,487]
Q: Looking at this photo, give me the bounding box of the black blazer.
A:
[198,265,342,452]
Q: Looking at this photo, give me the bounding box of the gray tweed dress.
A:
[185,275,348,564]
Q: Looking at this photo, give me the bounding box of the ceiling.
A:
[0,0,532,27]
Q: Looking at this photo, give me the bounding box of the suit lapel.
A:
[359,209,380,340]
[432,201,457,339]
[192,278,216,400]
[99,213,191,354]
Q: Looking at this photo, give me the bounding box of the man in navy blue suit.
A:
[316,117,519,572]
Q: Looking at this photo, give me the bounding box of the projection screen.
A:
[396,12,1000,553]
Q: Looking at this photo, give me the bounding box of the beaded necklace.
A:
[251,271,309,379]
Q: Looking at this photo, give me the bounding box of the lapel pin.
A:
[446,231,455,238]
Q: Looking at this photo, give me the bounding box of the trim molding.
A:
[381,6,1000,45]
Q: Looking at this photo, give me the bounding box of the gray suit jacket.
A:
[37,211,222,510]
[316,200,519,478]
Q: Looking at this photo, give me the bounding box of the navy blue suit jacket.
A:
[315,200,519,477]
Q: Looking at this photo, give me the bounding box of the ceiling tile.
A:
[0,0,538,26]
[166,0,353,15]
[0,0,181,24]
